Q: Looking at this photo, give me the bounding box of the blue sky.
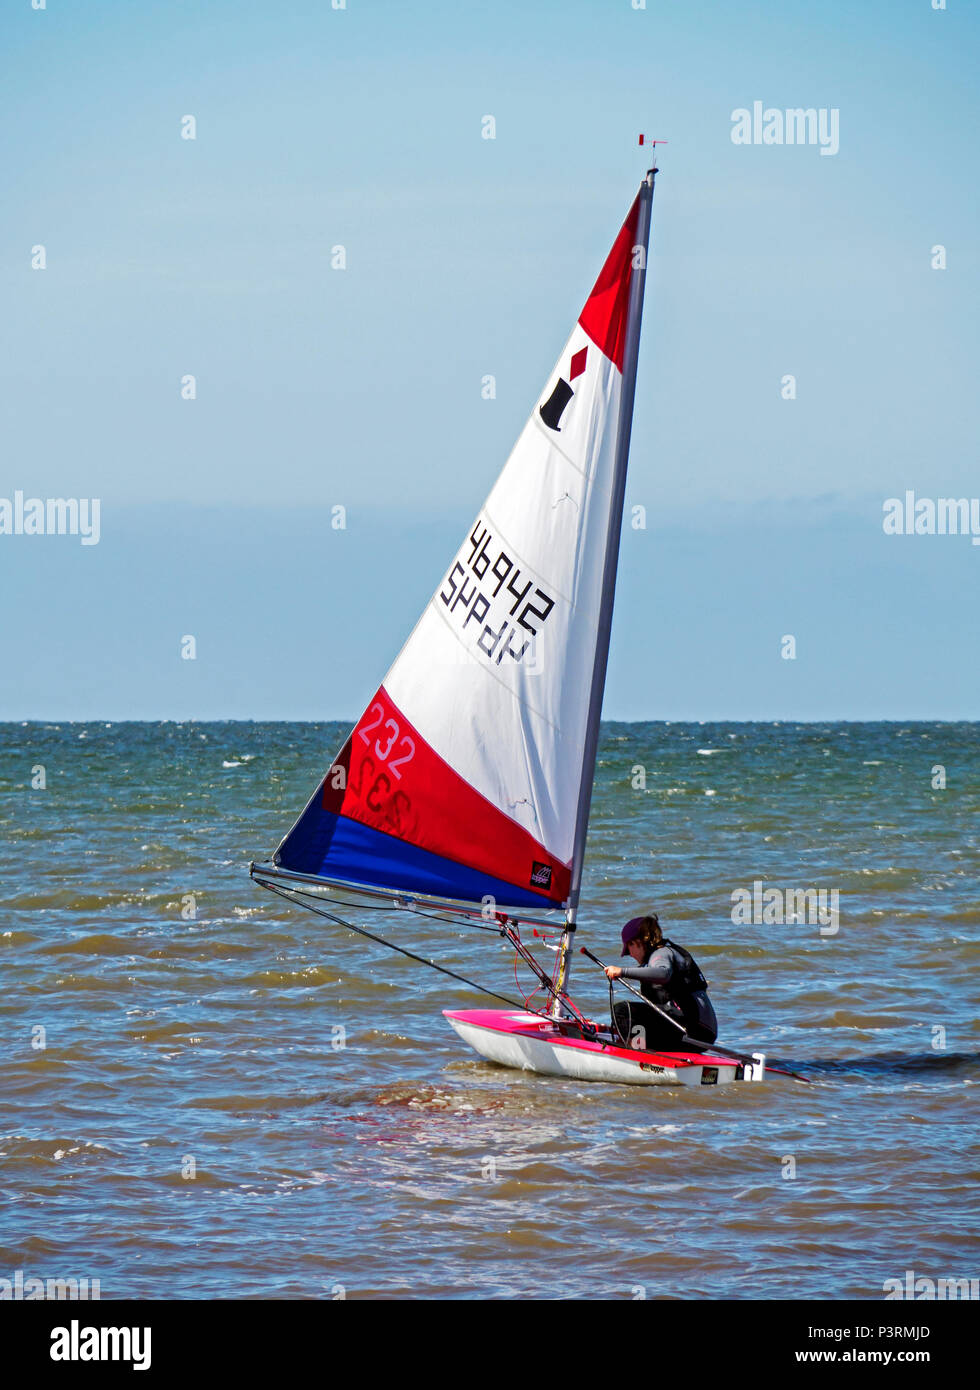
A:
[2,0,977,719]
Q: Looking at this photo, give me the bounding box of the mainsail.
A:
[257,171,655,921]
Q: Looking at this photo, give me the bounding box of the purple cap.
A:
[621,917,647,956]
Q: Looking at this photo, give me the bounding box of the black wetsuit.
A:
[612,941,718,1049]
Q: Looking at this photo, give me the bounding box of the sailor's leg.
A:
[611,1000,633,1044]
[622,1002,690,1051]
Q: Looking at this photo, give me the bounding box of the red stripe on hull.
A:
[444,1010,737,1069]
[321,686,570,904]
[577,194,640,372]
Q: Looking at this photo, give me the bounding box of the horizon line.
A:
[3,715,977,727]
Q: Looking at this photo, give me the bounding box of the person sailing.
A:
[604,913,718,1050]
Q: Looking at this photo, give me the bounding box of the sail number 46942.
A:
[439,520,555,665]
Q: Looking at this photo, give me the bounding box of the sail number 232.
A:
[357,703,416,780]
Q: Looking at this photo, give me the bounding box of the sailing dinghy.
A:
[251,156,772,1087]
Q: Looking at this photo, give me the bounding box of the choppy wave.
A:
[1,719,977,1298]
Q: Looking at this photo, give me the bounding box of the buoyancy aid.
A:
[637,939,710,1028]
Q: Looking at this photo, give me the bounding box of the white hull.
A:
[446,1012,741,1087]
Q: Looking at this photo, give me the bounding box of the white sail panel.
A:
[385,322,623,868]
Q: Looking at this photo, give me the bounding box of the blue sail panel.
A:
[277,800,557,910]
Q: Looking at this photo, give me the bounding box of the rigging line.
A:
[342,900,504,934]
[413,908,516,935]
[514,948,541,1010]
[259,880,575,1006]
[503,925,591,1028]
[378,901,567,965]
[263,885,540,937]
[610,978,630,1046]
[500,921,595,1026]
[365,900,553,945]
[254,876,558,1018]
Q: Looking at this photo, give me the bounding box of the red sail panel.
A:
[577,193,640,371]
[320,686,570,903]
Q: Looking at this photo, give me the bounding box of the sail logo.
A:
[730,881,839,936]
[539,346,588,431]
[883,1270,978,1300]
[529,861,553,889]
[882,492,980,546]
[0,491,101,545]
[731,102,839,156]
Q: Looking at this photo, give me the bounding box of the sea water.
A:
[1,720,977,1299]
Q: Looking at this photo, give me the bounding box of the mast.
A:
[549,162,657,1017]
